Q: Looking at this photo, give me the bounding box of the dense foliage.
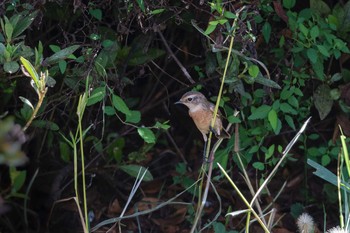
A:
[1,0,350,232]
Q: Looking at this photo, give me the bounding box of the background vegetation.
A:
[0,0,350,232]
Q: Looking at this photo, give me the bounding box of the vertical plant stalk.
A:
[77,93,89,232]
[191,8,243,233]
[23,87,47,132]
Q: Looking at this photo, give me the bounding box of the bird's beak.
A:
[175,100,183,105]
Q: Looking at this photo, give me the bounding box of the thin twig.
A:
[156,29,195,84]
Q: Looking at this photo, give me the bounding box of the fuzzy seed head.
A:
[297,213,315,233]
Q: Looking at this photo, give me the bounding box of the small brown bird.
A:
[175,91,230,142]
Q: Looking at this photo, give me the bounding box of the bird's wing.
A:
[209,102,222,116]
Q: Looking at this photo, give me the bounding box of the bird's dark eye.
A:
[187,97,193,102]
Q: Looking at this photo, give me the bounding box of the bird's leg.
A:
[209,125,219,137]
[203,139,207,162]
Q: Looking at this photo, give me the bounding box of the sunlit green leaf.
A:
[150,9,165,15]
[204,24,217,35]
[137,127,156,143]
[20,57,39,88]
[248,65,259,78]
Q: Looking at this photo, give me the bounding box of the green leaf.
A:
[43,45,80,64]
[330,73,342,83]
[314,84,333,120]
[149,9,165,15]
[310,25,319,40]
[298,23,308,37]
[307,159,341,189]
[12,11,38,38]
[87,87,106,106]
[58,60,67,74]
[227,115,241,123]
[224,11,237,19]
[59,141,71,162]
[253,162,265,170]
[153,121,170,130]
[112,94,131,116]
[49,45,60,53]
[280,102,297,114]
[280,88,293,100]
[104,106,116,116]
[268,109,278,132]
[265,144,275,160]
[137,127,156,143]
[10,168,26,192]
[248,65,259,78]
[287,95,299,108]
[4,61,19,73]
[262,22,271,43]
[310,0,330,15]
[4,19,13,41]
[20,57,40,88]
[248,105,271,120]
[321,155,331,166]
[307,48,318,63]
[316,45,330,57]
[89,8,102,20]
[46,76,56,88]
[283,0,296,9]
[126,110,141,123]
[285,115,296,130]
[204,24,217,35]
[254,74,281,89]
[32,120,59,131]
[119,165,153,181]
[312,59,324,79]
[135,0,145,12]
[128,48,165,66]
[19,96,34,110]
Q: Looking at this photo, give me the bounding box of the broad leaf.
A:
[20,57,39,88]
[119,164,153,181]
[314,84,332,120]
[137,127,156,143]
[87,87,106,106]
[112,94,131,116]
[248,105,271,120]
[43,45,80,65]
[125,110,141,123]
